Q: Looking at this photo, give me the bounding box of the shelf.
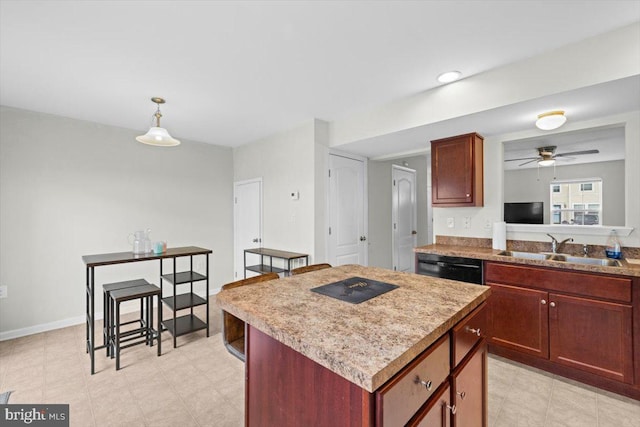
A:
[161,271,207,284]
[162,314,207,337]
[162,293,207,311]
[246,264,286,274]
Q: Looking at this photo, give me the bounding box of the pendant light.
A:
[535,110,567,131]
[136,97,181,146]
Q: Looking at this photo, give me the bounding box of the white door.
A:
[392,165,417,272]
[234,179,262,279]
[328,154,367,266]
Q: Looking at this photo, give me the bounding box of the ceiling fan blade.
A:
[505,156,539,162]
[518,159,538,167]
[555,149,599,157]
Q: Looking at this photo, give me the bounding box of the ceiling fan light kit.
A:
[535,110,567,130]
[136,97,181,147]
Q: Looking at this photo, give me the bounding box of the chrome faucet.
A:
[547,234,573,253]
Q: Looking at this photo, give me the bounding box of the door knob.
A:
[541,299,547,305]
[550,302,556,308]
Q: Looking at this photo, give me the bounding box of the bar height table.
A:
[82,246,212,374]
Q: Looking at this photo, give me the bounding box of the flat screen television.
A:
[504,202,544,224]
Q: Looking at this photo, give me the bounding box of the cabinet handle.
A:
[465,326,481,336]
[457,391,466,400]
[550,302,556,308]
[416,377,432,391]
[541,299,547,305]
[447,404,457,415]
[466,194,470,197]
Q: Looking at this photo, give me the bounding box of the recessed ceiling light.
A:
[535,110,567,130]
[437,71,462,83]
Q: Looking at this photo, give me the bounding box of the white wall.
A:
[368,155,429,269]
[0,106,234,337]
[329,23,640,147]
[504,160,625,226]
[233,120,318,263]
[433,111,640,248]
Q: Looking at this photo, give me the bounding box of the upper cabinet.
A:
[431,132,484,207]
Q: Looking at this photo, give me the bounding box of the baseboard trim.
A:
[0,287,221,341]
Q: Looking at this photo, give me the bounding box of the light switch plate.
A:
[447,217,455,228]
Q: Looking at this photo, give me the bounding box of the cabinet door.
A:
[431,133,483,207]
[411,382,452,427]
[452,342,487,427]
[549,293,633,383]
[488,283,549,358]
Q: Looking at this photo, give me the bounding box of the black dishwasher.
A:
[416,253,483,284]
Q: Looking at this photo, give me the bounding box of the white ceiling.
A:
[1,1,639,155]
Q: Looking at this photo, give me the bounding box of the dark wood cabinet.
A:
[485,262,634,390]
[452,342,487,427]
[549,293,633,383]
[410,382,451,427]
[488,283,549,358]
[246,306,487,426]
[431,132,483,207]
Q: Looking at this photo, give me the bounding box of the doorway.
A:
[392,165,417,272]
[327,153,368,266]
[234,178,262,279]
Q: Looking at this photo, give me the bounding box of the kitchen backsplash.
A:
[435,235,640,259]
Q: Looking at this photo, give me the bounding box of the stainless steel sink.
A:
[497,251,550,261]
[497,250,622,267]
[551,254,622,267]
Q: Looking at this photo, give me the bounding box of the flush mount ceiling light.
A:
[535,110,567,131]
[136,97,180,147]
[437,70,462,83]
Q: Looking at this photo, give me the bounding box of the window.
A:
[550,178,602,225]
[552,204,562,224]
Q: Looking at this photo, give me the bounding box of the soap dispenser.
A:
[605,229,622,259]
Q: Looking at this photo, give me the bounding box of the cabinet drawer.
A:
[452,303,487,367]
[485,262,631,303]
[376,334,450,427]
[409,381,451,427]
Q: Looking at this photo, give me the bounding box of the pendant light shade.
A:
[136,97,180,146]
[535,110,567,131]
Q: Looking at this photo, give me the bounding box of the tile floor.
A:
[0,303,638,426]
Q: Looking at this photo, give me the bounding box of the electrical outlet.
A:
[463,217,471,228]
[0,285,7,299]
[484,219,493,230]
[446,217,455,228]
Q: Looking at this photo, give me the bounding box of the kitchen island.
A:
[216,265,491,426]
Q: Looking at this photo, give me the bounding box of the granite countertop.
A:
[414,244,640,277]
[215,264,490,392]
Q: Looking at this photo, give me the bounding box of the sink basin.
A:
[552,255,622,267]
[497,251,622,267]
[497,251,550,261]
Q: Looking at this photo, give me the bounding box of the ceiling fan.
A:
[505,146,600,167]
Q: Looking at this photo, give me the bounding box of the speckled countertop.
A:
[414,244,640,277]
[215,265,490,392]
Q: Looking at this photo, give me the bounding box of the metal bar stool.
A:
[102,279,150,356]
[109,284,162,370]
